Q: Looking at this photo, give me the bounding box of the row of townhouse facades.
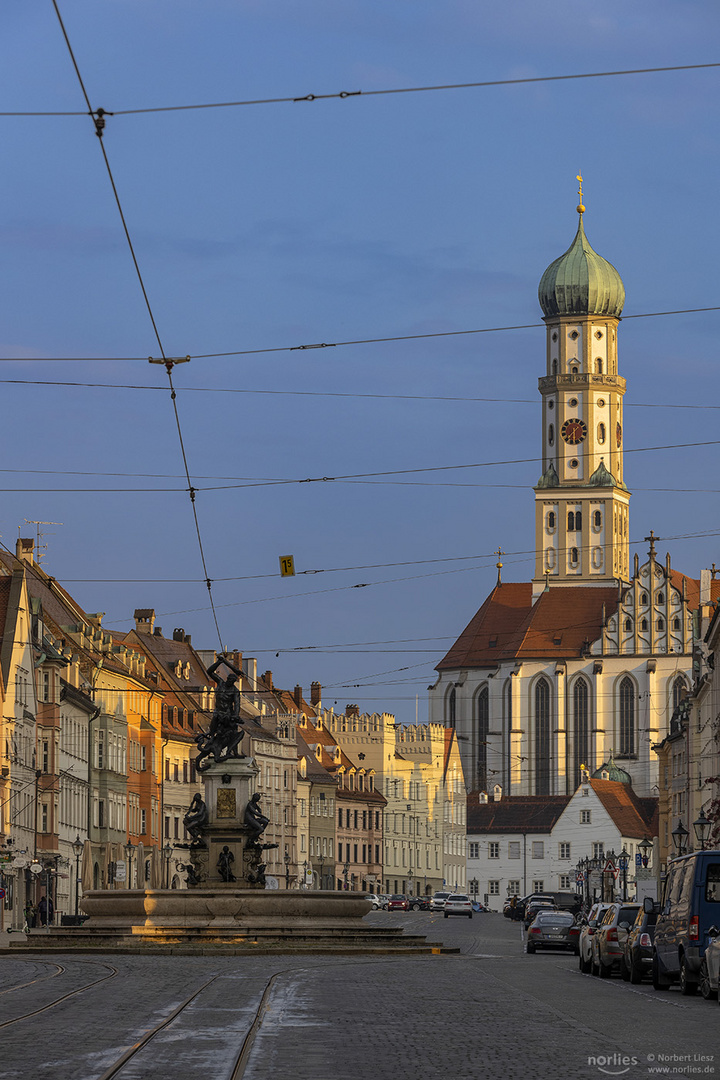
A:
[0,538,469,928]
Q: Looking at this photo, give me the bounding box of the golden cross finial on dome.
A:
[495,547,504,587]
[576,173,585,215]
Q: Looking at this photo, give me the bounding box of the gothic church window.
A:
[657,592,664,604]
[573,678,589,790]
[619,677,636,757]
[596,359,603,373]
[672,617,681,631]
[641,618,648,631]
[475,687,489,790]
[535,679,551,796]
[673,677,687,711]
[657,618,665,631]
[624,618,632,632]
[447,687,456,729]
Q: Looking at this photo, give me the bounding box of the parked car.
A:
[698,924,720,1001]
[620,904,658,984]
[578,902,614,974]
[444,894,473,918]
[365,894,382,910]
[378,894,391,910]
[387,894,409,911]
[524,901,556,930]
[526,910,581,954]
[653,851,720,995]
[592,902,642,977]
[550,892,583,916]
[430,892,452,911]
[407,896,431,911]
[517,893,556,920]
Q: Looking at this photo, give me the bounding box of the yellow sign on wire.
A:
[279,555,295,577]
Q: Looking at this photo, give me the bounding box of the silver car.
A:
[444,894,473,919]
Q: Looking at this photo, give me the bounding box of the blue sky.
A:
[0,1,718,722]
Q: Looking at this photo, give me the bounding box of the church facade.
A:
[429,194,714,800]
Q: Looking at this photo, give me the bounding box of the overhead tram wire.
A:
[1,60,719,117]
[51,0,225,652]
[0,305,717,364]
[5,376,720,415]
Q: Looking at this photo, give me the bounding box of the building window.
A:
[624,618,632,631]
[657,618,665,631]
[598,422,605,442]
[447,686,456,729]
[548,424,554,447]
[532,880,544,893]
[489,842,500,859]
[559,842,571,859]
[640,618,648,631]
[573,677,589,790]
[508,880,520,895]
[535,678,551,796]
[619,676,636,757]
[580,809,591,824]
[592,842,604,859]
[657,592,664,604]
[488,881,500,896]
[140,809,146,834]
[593,510,602,528]
[547,511,556,529]
[559,874,572,890]
[570,547,579,566]
[532,841,544,859]
[476,686,489,790]
[468,842,479,859]
[568,511,575,531]
[673,677,687,711]
[508,841,520,859]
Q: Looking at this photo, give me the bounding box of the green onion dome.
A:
[538,215,625,318]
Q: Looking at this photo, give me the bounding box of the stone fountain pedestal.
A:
[11,755,452,954]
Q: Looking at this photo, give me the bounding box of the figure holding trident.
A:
[194,655,246,771]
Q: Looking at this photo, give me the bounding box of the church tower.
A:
[533,179,630,597]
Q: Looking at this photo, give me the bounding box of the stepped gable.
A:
[437,583,619,669]
[467,792,570,833]
[589,778,658,838]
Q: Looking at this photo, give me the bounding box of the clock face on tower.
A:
[561,418,587,445]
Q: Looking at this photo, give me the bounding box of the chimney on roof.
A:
[242,657,257,688]
[311,681,322,706]
[263,670,273,690]
[134,609,155,635]
[15,538,34,564]
[153,626,163,637]
[345,703,360,718]
[293,685,303,707]
[173,628,185,642]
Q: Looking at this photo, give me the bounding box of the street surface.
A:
[1,911,719,1079]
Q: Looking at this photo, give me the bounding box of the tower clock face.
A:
[561,418,587,445]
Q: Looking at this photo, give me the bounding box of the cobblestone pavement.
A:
[1,911,719,1079]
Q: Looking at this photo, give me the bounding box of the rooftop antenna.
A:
[23,520,63,563]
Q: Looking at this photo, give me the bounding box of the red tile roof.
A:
[467,793,570,834]
[589,779,658,838]
[437,583,619,669]
[669,570,720,612]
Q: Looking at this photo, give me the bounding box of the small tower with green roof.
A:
[533,177,630,597]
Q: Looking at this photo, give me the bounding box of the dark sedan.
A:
[407,896,431,911]
[526,910,581,954]
[621,905,658,984]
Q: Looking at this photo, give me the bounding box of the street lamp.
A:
[672,820,689,857]
[693,809,711,852]
[162,842,173,889]
[284,850,291,889]
[72,835,83,917]
[638,837,652,868]
[407,867,413,897]
[619,847,629,901]
[318,853,325,891]
[302,860,308,890]
[124,842,136,889]
[342,860,350,891]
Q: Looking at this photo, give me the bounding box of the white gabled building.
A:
[467,768,657,909]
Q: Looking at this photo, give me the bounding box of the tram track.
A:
[89,955,419,1080]
[0,959,65,995]
[0,960,118,1028]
